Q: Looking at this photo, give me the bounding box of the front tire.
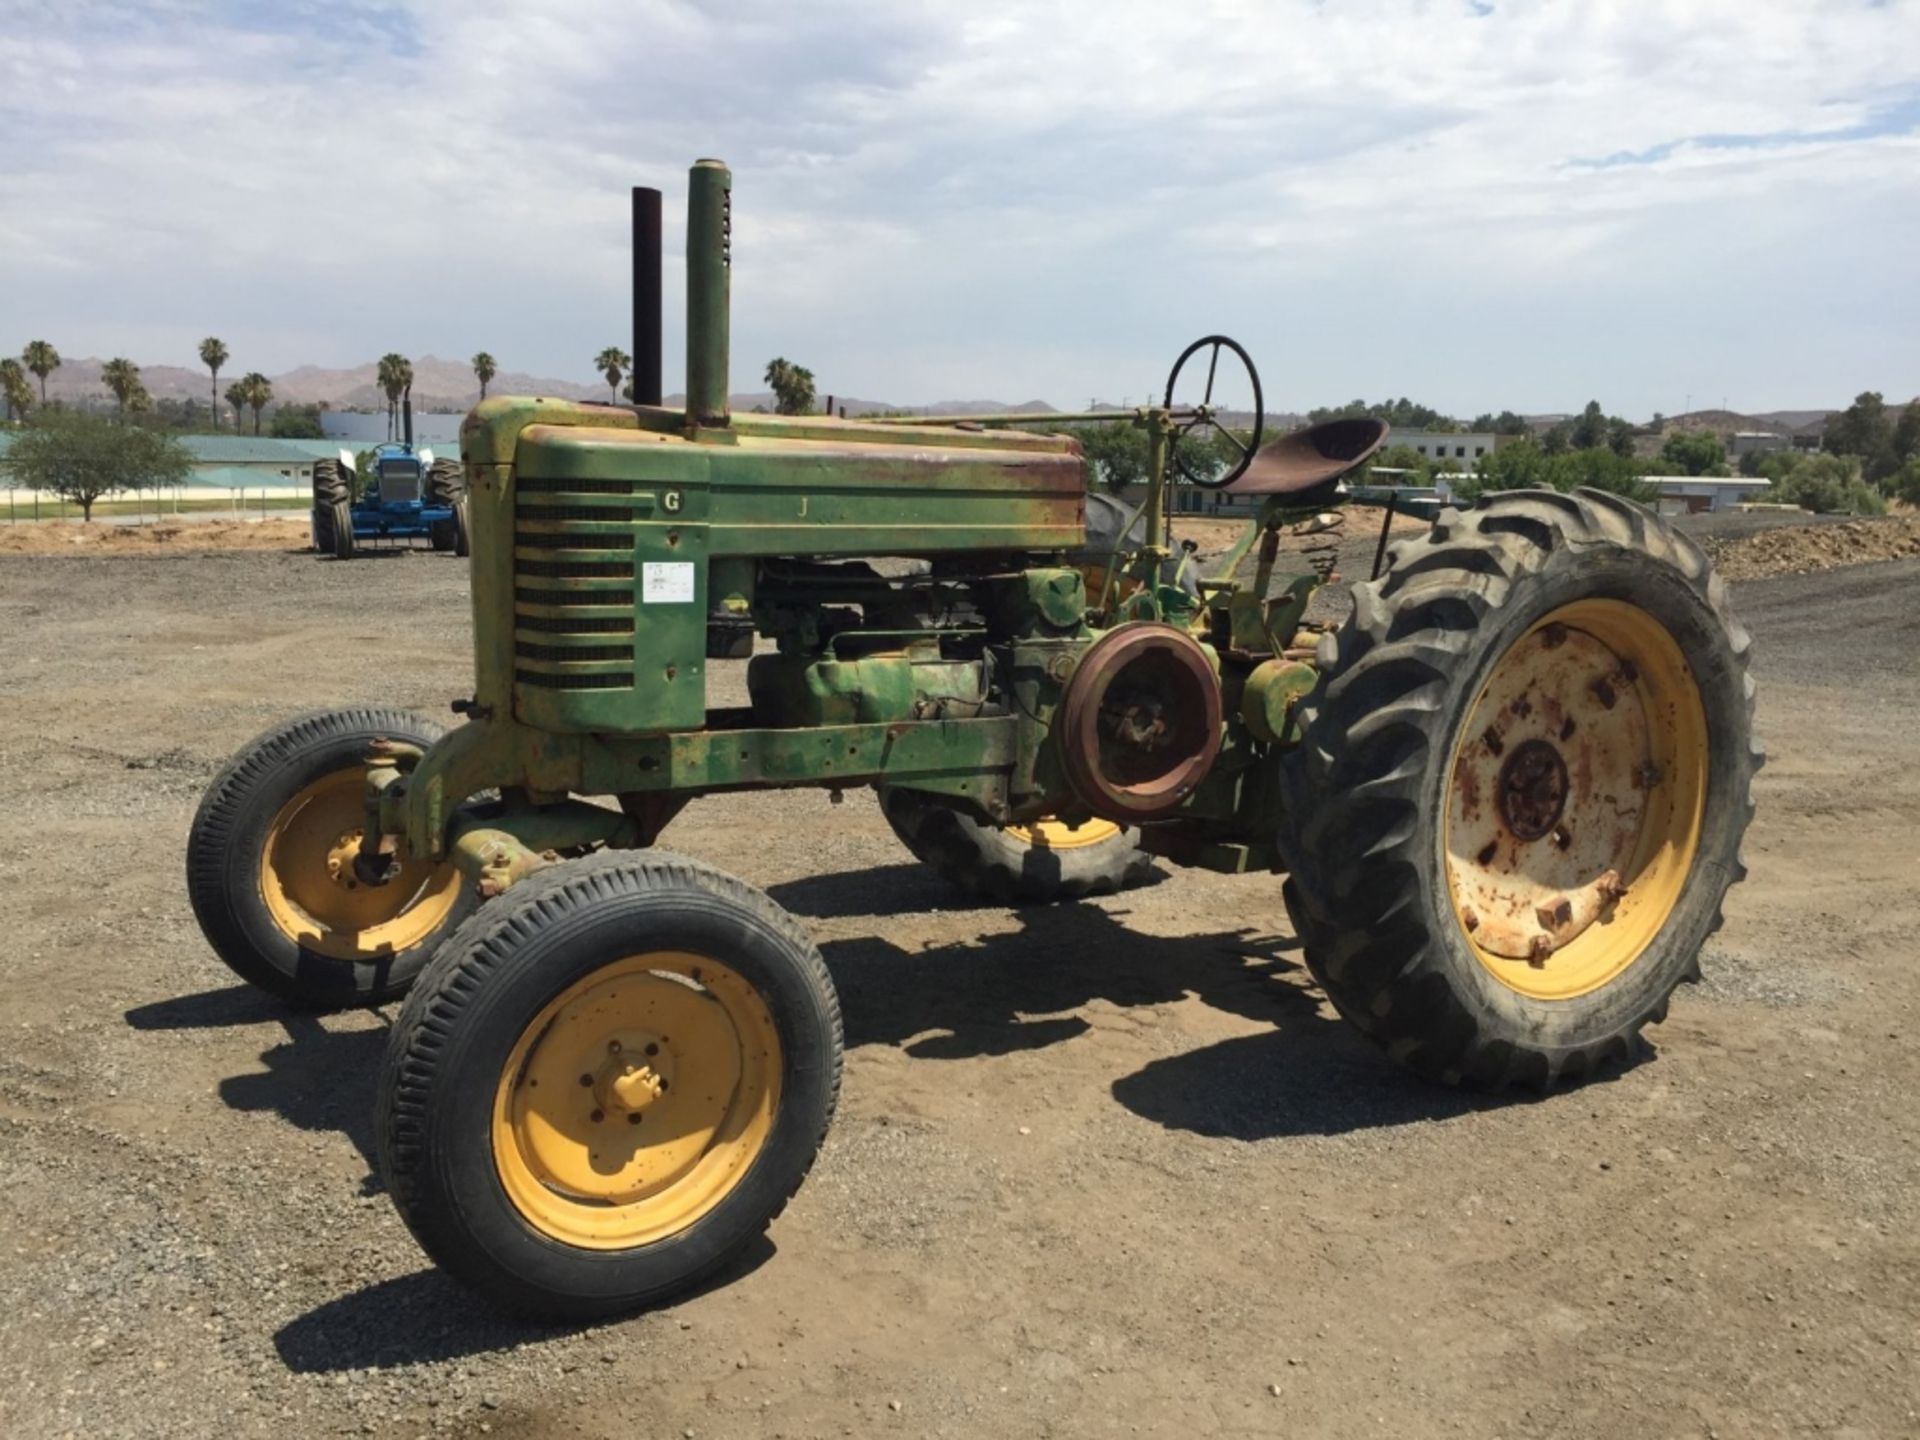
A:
[377,851,842,1319]
[186,708,475,1007]
[1278,489,1760,1088]
[331,499,355,559]
[881,788,1154,902]
[313,502,337,555]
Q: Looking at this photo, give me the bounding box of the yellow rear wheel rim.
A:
[1003,816,1123,850]
[1444,599,1708,1001]
[492,953,782,1249]
[259,770,461,960]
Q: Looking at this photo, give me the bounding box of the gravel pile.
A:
[1701,515,1920,580]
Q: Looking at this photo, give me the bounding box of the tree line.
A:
[1339,391,1918,515]
[2,342,511,439]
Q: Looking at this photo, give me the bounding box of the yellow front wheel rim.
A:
[492,953,782,1249]
[259,771,461,960]
[1003,816,1124,850]
[1444,599,1709,1001]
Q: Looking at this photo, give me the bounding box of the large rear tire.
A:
[377,851,842,1319]
[426,458,464,506]
[186,708,475,1008]
[312,459,349,554]
[1278,489,1760,1088]
[880,788,1154,902]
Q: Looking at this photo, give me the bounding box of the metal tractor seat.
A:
[1225,416,1389,499]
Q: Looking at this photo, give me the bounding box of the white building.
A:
[1729,431,1788,461]
[1388,430,1500,469]
[1428,474,1771,514]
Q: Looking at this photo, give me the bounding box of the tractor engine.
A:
[449,159,1231,843]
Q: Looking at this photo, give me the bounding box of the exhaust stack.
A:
[685,159,732,425]
[631,186,663,406]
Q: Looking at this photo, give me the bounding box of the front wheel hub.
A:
[493,954,781,1249]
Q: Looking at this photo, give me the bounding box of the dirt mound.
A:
[1704,516,1920,580]
[0,518,311,555]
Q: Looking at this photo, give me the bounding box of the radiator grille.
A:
[516,669,634,691]
[515,529,632,550]
[516,559,633,579]
[514,612,633,634]
[515,586,634,608]
[514,640,633,663]
[511,473,645,700]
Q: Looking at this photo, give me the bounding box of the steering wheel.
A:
[1162,334,1264,489]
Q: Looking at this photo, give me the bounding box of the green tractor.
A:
[186,160,1758,1318]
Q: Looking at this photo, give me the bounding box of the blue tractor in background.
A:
[311,399,468,559]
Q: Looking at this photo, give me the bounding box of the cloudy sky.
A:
[3,0,1916,417]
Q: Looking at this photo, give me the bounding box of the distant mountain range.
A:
[29,354,1074,419]
[22,355,1858,433]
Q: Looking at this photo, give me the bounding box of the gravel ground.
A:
[1,521,1916,1440]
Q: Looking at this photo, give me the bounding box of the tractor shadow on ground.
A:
[127,983,765,1367]
[269,1239,775,1373]
[772,867,1629,1140]
[766,859,1168,920]
[125,983,390,1187]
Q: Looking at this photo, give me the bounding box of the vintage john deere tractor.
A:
[186,160,1757,1318]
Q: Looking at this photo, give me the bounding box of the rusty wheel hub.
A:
[1496,739,1569,842]
[1058,624,1223,821]
[1447,616,1653,965]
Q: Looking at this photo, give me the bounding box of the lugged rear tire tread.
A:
[312,458,349,554]
[426,457,465,506]
[1278,488,1761,1089]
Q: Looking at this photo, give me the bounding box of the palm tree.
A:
[763,357,816,416]
[0,358,30,422]
[101,357,142,414]
[472,351,497,400]
[199,337,229,430]
[377,352,410,440]
[23,340,60,403]
[225,380,248,431]
[240,372,273,435]
[595,347,630,403]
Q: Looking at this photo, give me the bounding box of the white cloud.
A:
[1,0,1916,415]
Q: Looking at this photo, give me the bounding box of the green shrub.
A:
[1453,440,1654,504]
